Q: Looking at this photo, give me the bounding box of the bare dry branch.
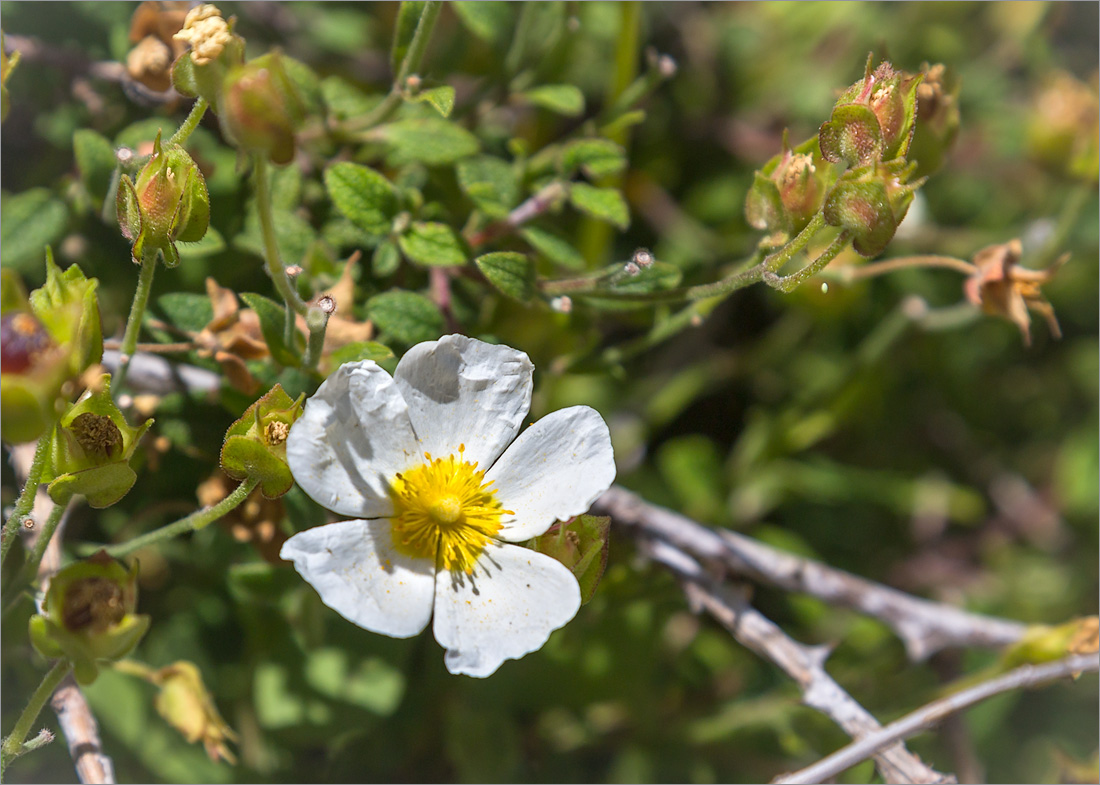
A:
[776,653,1099,784]
[595,484,1027,660]
[640,536,953,785]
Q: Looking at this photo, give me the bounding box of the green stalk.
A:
[167,97,209,147]
[105,476,260,559]
[114,248,158,393]
[763,229,852,292]
[577,1,641,268]
[24,502,67,579]
[301,307,331,371]
[341,0,443,133]
[0,659,71,777]
[253,156,307,319]
[1,434,52,568]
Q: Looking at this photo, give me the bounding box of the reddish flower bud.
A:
[220,53,304,165]
[823,159,924,257]
[746,132,833,241]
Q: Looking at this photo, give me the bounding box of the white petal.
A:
[432,543,581,677]
[487,406,616,542]
[287,361,420,518]
[394,335,533,470]
[280,519,435,638]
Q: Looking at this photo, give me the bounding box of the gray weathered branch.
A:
[776,653,1099,784]
[595,484,1027,660]
[640,536,953,784]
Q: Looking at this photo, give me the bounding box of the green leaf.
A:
[569,183,629,229]
[367,290,443,345]
[0,189,69,273]
[456,155,518,217]
[321,75,383,122]
[156,292,213,333]
[562,138,627,179]
[521,84,585,117]
[237,207,315,270]
[73,129,117,207]
[391,1,425,72]
[451,1,515,43]
[376,118,479,166]
[325,340,394,367]
[520,226,586,271]
[411,85,455,118]
[240,292,302,367]
[324,162,398,236]
[372,240,401,276]
[398,222,467,267]
[475,252,535,302]
[606,262,682,294]
[177,225,226,259]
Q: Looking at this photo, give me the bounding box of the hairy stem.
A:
[833,254,978,283]
[167,97,208,147]
[25,502,68,579]
[1,660,71,777]
[1,434,52,568]
[114,250,158,392]
[105,475,260,558]
[253,155,308,351]
[764,229,853,292]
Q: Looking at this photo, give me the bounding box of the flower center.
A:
[389,446,511,574]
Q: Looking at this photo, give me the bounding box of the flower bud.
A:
[116,132,210,267]
[745,132,833,241]
[1,252,103,444]
[170,4,245,105]
[908,63,961,178]
[29,551,151,684]
[819,56,922,167]
[823,159,924,257]
[219,53,304,165]
[150,661,238,764]
[531,514,611,605]
[1027,70,1099,181]
[41,374,153,508]
[220,384,306,498]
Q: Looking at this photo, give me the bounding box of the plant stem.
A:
[339,0,442,133]
[105,475,260,559]
[25,502,67,579]
[1,434,52,568]
[301,307,330,371]
[253,156,307,320]
[167,97,208,147]
[0,659,71,777]
[114,250,158,393]
[763,229,853,292]
[832,254,977,283]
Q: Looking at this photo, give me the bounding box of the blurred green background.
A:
[2,2,1097,782]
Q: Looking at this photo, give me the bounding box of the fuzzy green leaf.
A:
[372,240,401,276]
[562,138,627,179]
[452,1,515,43]
[73,129,117,207]
[521,84,585,117]
[156,292,214,334]
[324,162,399,236]
[240,292,302,367]
[398,222,467,267]
[569,183,629,229]
[475,252,535,302]
[367,290,443,345]
[376,118,479,166]
[0,189,69,273]
[520,226,587,271]
[456,155,518,217]
[411,85,456,118]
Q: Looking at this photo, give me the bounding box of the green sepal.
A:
[42,375,153,508]
[28,553,151,684]
[530,514,611,605]
[220,384,305,498]
[823,159,920,258]
[744,171,785,232]
[220,52,304,166]
[819,104,883,167]
[29,248,103,371]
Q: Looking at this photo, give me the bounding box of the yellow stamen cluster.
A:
[389,446,510,574]
[174,4,231,66]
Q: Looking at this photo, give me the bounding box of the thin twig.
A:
[594,485,1027,660]
[467,181,568,248]
[50,677,115,785]
[641,537,951,784]
[776,653,1099,784]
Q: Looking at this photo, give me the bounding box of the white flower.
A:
[280,335,616,677]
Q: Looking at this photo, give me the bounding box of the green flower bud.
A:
[1027,70,1099,182]
[908,63,961,179]
[220,384,305,498]
[1,251,103,444]
[530,514,611,605]
[819,56,922,167]
[41,375,153,508]
[150,661,238,764]
[745,132,834,242]
[219,53,304,165]
[28,551,151,684]
[116,131,210,267]
[823,159,924,258]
